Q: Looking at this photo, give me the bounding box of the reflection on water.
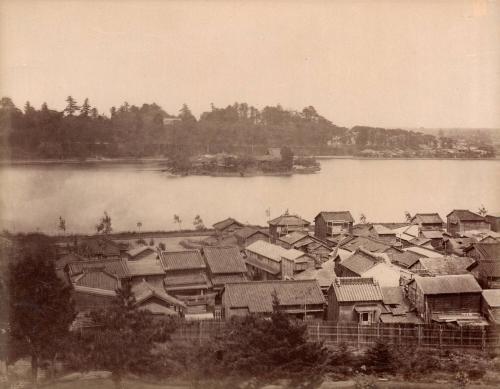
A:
[0,159,499,234]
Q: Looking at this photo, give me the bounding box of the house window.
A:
[360,312,371,325]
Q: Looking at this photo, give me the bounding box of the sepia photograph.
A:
[0,0,499,388]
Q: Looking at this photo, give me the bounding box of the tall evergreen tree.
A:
[80,98,91,117]
[63,96,79,116]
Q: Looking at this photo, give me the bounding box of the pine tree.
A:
[64,96,79,116]
[80,98,91,117]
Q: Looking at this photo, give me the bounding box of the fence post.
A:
[398,325,401,345]
[439,326,442,348]
[317,323,320,341]
[336,322,340,344]
[460,326,463,347]
[357,324,361,349]
[199,320,203,346]
[417,325,421,347]
[481,327,486,351]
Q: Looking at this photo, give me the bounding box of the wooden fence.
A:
[170,320,500,351]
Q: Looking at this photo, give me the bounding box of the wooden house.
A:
[234,227,269,248]
[314,211,354,240]
[277,231,332,261]
[202,246,248,292]
[367,224,397,244]
[327,277,384,324]
[65,258,130,283]
[293,257,336,295]
[77,237,122,260]
[245,240,315,280]
[132,280,186,316]
[71,267,120,312]
[126,259,165,288]
[485,215,500,232]
[446,210,490,237]
[410,256,475,276]
[159,250,212,297]
[335,248,401,287]
[222,279,325,320]
[268,211,310,243]
[212,218,244,236]
[384,247,423,269]
[410,213,444,230]
[406,274,484,325]
[481,289,500,325]
[464,242,500,261]
[467,260,500,289]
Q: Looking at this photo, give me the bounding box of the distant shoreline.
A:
[1,155,499,167]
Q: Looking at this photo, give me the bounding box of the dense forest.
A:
[1,96,490,160]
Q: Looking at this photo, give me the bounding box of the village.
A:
[40,208,500,338]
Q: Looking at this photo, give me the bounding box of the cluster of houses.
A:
[55,208,500,329]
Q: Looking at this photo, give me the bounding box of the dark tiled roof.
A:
[330,277,383,302]
[340,236,391,253]
[316,211,354,223]
[203,246,247,274]
[223,280,324,313]
[211,273,248,286]
[447,210,485,222]
[67,258,129,279]
[339,249,381,275]
[469,260,500,277]
[386,248,422,268]
[213,217,243,231]
[73,269,119,291]
[268,213,310,227]
[470,243,500,260]
[127,260,164,276]
[56,253,88,269]
[412,274,482,295]
[132,280,186,308]
[411,213,444,225]
[160,250,206,271]
[294,258,336,288]
[164,273,211,289]
[234,227,269,240]
[278,231,310,245]
[417,256,475,276]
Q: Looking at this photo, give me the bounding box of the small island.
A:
[165,147,321,176]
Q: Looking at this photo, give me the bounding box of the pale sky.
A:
[0,0,499,128]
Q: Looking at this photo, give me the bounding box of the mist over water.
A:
[1,159,499,234]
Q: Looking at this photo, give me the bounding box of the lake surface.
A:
[0,159,499,234]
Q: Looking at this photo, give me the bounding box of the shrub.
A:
[363,339,395,374]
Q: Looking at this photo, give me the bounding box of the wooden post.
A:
[199,320,203,346]
[398,325,401,345]
[481,327,486,351]
[460,326,463,347]
[417,325,421,347]
[317,323,320,341]
[439,326,443,348]
[336,322,340,344]
[357,324,361,349]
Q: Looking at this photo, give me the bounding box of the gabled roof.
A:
[160,250,206,271]
[164,273,211,290]
[385,247,422,268]
[223,280,324,313]
[294,258,336,288]
[211,273,248,286]
[278,231,310,245]
[339,249,383,275]
[213,218,244,231]
[420,230,444,239]
[132,280,186,308]
[412,274,482,295]
[405,246,443,258]
[246,240,311,263]
[381,286,406,306]
[268,213,310,227]
[73,268,119,291]
[330,277,383,302]
[468,260,500,277]
[340,236,391,253]
[465,242,500,260]
[447,209,485,222]
[315,211,354,223]
[482,289,500,307]
[417,256,475,276]
[127,260,165,276]
[56,253,88,269]
[234,227,269,240]
[67,258,130,279]
[203,246,247,274]
[411,213,444,225]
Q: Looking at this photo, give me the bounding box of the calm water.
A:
[0,159,499,234]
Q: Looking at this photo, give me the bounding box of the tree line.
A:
[0,96,453,160]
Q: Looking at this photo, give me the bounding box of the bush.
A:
[363,339,395,374]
